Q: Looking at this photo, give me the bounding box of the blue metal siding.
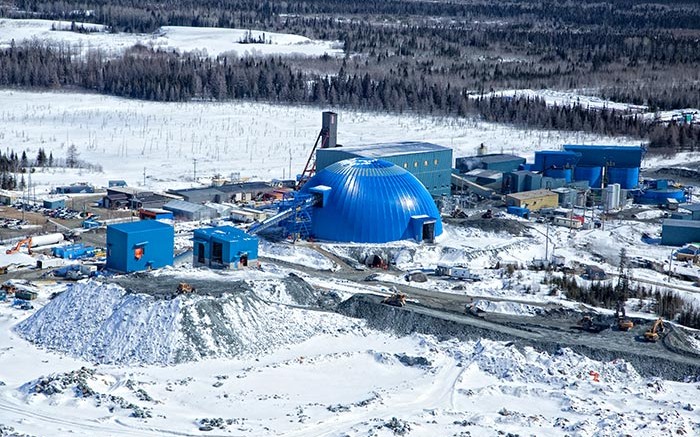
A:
[193,226,259,268]
[302,158,443,243]
[607,167,639,189]
[662,220,700,246]
[563,145,644,168]
[574,166,603,188]
[316,146,452,196]
[544,167,573,183]
[106,221,174,273]
[533,151,580,171]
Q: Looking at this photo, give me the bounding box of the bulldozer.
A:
[176,282,196,294]
[382,291,407,307]
[644,318,665,342]
[614,301,634,331]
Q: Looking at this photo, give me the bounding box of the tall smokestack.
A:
[321,111,337,148]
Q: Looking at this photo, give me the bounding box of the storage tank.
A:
[607,167,640,189]
[544,167,573,183]
[574,166,603,188]
[30,233,65,247]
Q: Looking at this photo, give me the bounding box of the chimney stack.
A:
[321,111,337,148]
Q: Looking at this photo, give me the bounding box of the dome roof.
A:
[302,158,443,243]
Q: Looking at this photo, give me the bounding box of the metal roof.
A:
[194,225,256,242]
[302,158,443,243]
[680,204,700,212]
[507,189,558,200]
[663,219,700,229]
[479,154,525,164]
[322,141,449,158]
[163,200,215,213]
[108,219,172,233]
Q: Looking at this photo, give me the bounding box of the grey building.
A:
[163,200,219,221]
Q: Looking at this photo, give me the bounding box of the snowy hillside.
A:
[0,18,343,58]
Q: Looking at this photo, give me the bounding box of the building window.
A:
[434,159,439,165]
[424,160,429,167]
[403,162,408,169]
[414,161,419,168]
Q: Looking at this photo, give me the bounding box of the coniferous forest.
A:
[1,0,699,151]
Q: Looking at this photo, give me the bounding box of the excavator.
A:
[644,318,665,342]
[176,282,196,294]
[382,291,407,307]
[615,301,634,331]
[6,238,32,255]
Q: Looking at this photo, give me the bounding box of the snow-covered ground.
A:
[1,279,699,436]
[0,89,641,195]
[472,88,649,112]
[0,19,343,58]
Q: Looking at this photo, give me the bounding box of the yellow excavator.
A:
[615,301,634,331]
[644,318,665,342]
[382,291,407,307]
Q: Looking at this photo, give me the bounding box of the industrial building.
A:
[139,208,174,221]
[43,198,65,209]
[169,182,274,204]
[662,219,700,246]
[102,187,175,210]
[671,204,700,221]
[455,154,525,174]
[315,141,453,196]
[300,158,443,243]
[106,220,174,273]
[562,145,644,189]
[163,200,218,221]
[193,226,259,269]
[506,189,559,211]
[54,184,94,194]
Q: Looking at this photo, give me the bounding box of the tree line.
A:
[2,0,700,112]
[1,42,697,152]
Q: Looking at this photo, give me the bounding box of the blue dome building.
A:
[301,158,443,243]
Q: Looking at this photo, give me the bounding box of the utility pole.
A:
[143,167,146,187]
[193,158,197,182]
[288,149,292,181]
[545,220,550,261]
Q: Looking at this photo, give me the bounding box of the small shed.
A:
[106,220,174,273]
[192,226,259,269]
[108,180,128,187]
[43,198,66,209]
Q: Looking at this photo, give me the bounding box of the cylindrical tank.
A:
[607,167,639,189]
[544,167,573,183]
[31,233,65,247]
[574,166,603,188]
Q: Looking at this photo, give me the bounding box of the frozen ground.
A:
[0,89,640,194]
[0,19,343,58]
[1,279,699,436]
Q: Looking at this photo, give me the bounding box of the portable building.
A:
[43,198,66,209]
[316,141,453,196]
[106,220,174,273]
[192,226,258,269]
[506,190,559,211]
[677,204,700,221]
[139,208,174,220]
